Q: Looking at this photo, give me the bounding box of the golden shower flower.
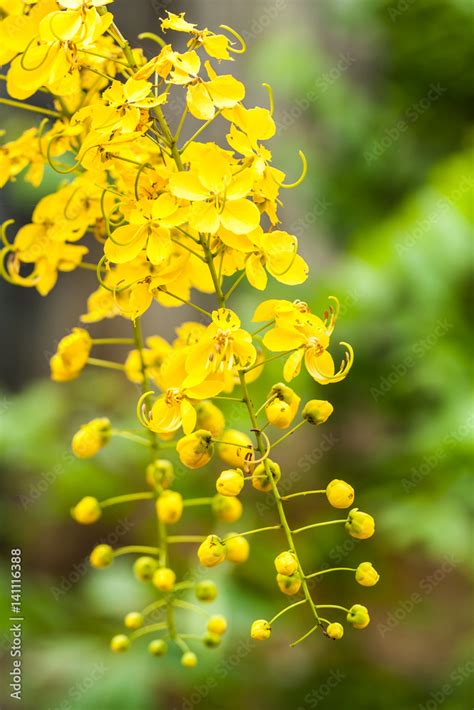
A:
[326,479,355,509]
[252,460,281,493]
[274,550,298,576]
[355,562,380,587]
[71,496,101,524]
[216,468,245,496]
[207,615,228,635]
[146,459,174,490]
[176,429,214,469]
[250,619,271,641]
[156,491,183,524]
[197,535,226,567]
[276,571,302,596]
[302,399,334,426]
[90,544,113,569]
[217,429,254,469]
[347,604,370,630]
[50,328,92,382]
[195,580,218,602]
[152,567,176,592]
[124,612,144,630]
[211,494,242,522]
[133,556,158,582]
[326,622,344,640]
[345,508,375,540]
[71,417,111,458]
[265,383,300,429]
[225,534,250,563]
[181,651,198,668]
[110,634,130,653]
[195,400,225,438]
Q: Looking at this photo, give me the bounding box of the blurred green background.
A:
[0,0,473,709]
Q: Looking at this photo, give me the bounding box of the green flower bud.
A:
[347,604,370,629]
[89,544,113,569]
[195,580,218,602]
[203,631,221,648]
[124,612,144,630]
[110,634,129,653]
[181,651,198,667]
[133,555,158,582]
[345,508,375,539]
[148,639,167,656]
[252,460,281,493]
[302,400,334,425]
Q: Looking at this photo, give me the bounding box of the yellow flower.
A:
[50,328,92,382]
[216,468,244,497]
[245,229,308,291]
[212,494,242,522]
[326,479,355,509]
[225,534,250,563]
[252,460,281,493]
[197,534,227,567]
[217,428,254,469]
[195,400,225,438]
[156,490,183,524]
[345,508,375,540]
[181,651,198,668]
[133,556,158,582]
[347,604,370,630]
[251,619,271,641]
[124,336,171,384]
[355,562,380,587]
[265,383,300,429]
[276,571,301,596]
[110,634,130,653]
[71,417,111,458]
[207,615,227,635]
[176,429,214,469]
[152,567,176,592]
[90,544,113,568]
[302,400,334,426]
[71,496,101,524]
[326,622,344,640]
[124,612,144,630]
[274,550,298,576]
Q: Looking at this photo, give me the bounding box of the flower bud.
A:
[225,535,250,564]
[146,459,174,490]
[156,490,183,524]
[347,604,370,629]
[124,612,144,630]
[326,479,355,509]
[181,651,198,667]
[274,550,298,576]
[72,418,111,459]
[216,468,244,497]
[265,383,300,428]
[90,544,113,569]
[203,631,221,648]
[251,619,271,640]
[110,634,129,653]
[176,430,214,469]
[148,639,167,656]
[71,496,101,524]
[195,580,218,602]
[217,429,254,469]
[152,567,176,592]
[133,555,158,582]
[197,535,227,567]
[207,615,227,635]
[252,460,281,493]
[345,508,375,540]
[302,399,334,425]
[212,494,242,522]
[276,571,302,596]
[326,622,344,640]
[195,400,225,438]
[355,562,379,587]
[50,328,92,382]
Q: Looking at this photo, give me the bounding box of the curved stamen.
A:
[219,24,247,54]
[281,150,307,189]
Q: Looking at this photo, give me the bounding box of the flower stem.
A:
[281,489,326,501]
[86,357,125,371]
[271,420,307,449]
[223,525,282,542]
[167,535,207,544]
[182,497,214,507]
[92,337,134,345]
[292,519,347,535]
[305,567,355,580]
[270,599,307,625]
[111,429,153,447]
[100,492,154,508]
[290,623,319,647]
[0,98,60,118]
[113,545,160,557]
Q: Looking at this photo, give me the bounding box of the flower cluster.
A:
[1,4,378,662]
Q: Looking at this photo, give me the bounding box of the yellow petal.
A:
[181,398,197,435]
[191,202,221,234]
[263,328,304,352]
[268,253,309,285]
[104,225,146,264]
[186,82,215,120]
[207,75,245,108]
[245,253,267,290]
[283,349,304,382]
[221,199,260,234]
[169,171,209,201]
[252,299,283,322]
[305,349,335,383]
[146,227,172,265]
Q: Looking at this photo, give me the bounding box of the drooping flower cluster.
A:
[1,4,377,663]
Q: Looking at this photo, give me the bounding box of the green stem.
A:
[316,605,350,613]
[182,497,213,507]
[167,535,206,544]
[292,519,347,535]
[113,546,160,557]
[174,599,209,617]
[270,599,307,625]
[129,622,167,641]
[243,348,298,374]
[199,234,225,306]
[271,420,307,448]
[305,567,355,580]
[91,338,135,345]
[86,357,125,371]
[290,623,319,647]
[281,489,326,501]
[0,97,60,118]
[223,525,281,542]
[100,492,154,508]
[223,270,246,300]
[111,429,152,447]
[157,288,212,318]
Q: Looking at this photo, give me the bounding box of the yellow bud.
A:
[156,490,183,524]
[347,604,370,629]
[146,459,174,490]
[276,571,302,596]
[176,429,214,469]
[50,328,92,382]
[326,622,344,640]
[251,619,271,640]
[110,634,129,653]
[265,383,300,428]
[133,556,158,582]
[345,508,375,540]
[71,496,101,525]
[148,639,167,656]
[197,535,227,567]
[302,399,334,425]
[207,615,227,635]
[355,562,380,587]
[152,567,176,592]
[217,429,254,469]
[195,400,225,438]
[72,417,111,459]
[195,580,218,602]
[181,651,198,668]
[326,479,355,509]
[90,544,113,569]
[274,550,298,576]
[216,468,244,497]
[212,494,242,522]
[225,534,250,564]
[124,612,144,630]
[252,460,281,493]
